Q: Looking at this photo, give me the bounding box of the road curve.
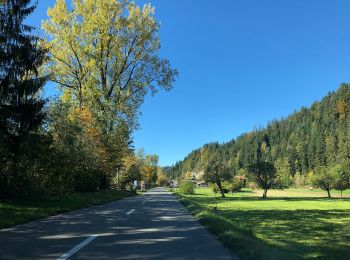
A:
[0,187,239,259]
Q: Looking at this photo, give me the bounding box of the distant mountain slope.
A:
[165,84,350,179]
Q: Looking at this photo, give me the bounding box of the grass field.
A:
[175,188,350,260]
[0,190,134,229]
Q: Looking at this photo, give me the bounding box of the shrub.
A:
[179,180,195,195]
[157,174,168,187]
[209,183,219,194]
[230,178,244,193]
[73,169,103,193]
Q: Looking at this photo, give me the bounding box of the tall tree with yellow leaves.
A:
[42,0,177,134]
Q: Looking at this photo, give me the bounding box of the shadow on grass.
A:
[176,193,350,260]
[192,195,350,203]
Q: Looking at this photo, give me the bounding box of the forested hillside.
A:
[166,84,350,183]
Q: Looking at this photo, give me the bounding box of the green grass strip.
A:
[0,190,134,229]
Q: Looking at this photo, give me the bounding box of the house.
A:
[195,181,207,188]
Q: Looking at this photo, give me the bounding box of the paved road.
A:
[0,187,238,259]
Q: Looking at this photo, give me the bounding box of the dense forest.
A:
[166,84,350,185]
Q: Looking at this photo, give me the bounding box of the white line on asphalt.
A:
[126,209,135,215]
[57,235,98,260]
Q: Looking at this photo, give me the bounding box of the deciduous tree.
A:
[333,163,350,198]
[247,162,277,198]
[312,166,337,198]
[204,161,231,198]
[42,0,178,133]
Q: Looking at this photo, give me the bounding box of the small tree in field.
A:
[247,162,277,198]
[204,161,231,198]
[312,167,337,198]
[333,164,350,198]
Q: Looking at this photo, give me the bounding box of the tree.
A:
[0,0,48,197]
[113,152,141,190]
[274,158,292,189]
[166,84,350,184]
[247,162,277,198]
[42,0,177,193]
[204,161,231,198]
[141,154,159,187]
[334,163,350,198]
[42,0,178,133]
[48,100,130,192]
[184,171,193,180]
[312,166,337,198]
[157,168,168,187]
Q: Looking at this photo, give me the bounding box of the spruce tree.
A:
[0,0,47,197]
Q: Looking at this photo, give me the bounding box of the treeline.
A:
[0,0,176,198]
[166,84,350,185]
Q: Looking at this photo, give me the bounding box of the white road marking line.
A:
[57,235,98,260]
[126,209,135,215]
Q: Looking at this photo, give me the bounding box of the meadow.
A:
[176,188,350,259]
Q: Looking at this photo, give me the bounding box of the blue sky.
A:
[29,0,350,166]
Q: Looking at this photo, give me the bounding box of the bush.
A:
[157,174,168,187]
[230,178,244,193]
[221,181,231,193]
[209,183,219,194]
[179,180,195,195]
[73,169,103,193]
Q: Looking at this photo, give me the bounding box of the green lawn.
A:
[0,190,134,229]
[175,188,350,260]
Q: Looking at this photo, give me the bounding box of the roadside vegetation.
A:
[0,190,134,229]
[0,0,176,200]
[179,179,195,195]
[176,188,350,260]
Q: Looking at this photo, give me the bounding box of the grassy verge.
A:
[0,190,134,229]
[175,188,350,260]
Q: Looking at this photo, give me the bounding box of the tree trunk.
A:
[217,181,225,198]
[262,188,268,199]
[78,88,83,110]
[327,189,331,198]
[341,190,343,198]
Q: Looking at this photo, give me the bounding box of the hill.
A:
[165,84,350,184]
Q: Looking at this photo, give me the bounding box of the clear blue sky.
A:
[29,0,350,166]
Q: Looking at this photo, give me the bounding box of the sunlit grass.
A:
[0,190,134,229]
[176,188,350,259]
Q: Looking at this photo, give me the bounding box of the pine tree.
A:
[0,0,47,197]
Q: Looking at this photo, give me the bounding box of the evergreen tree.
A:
[0,0,47,197]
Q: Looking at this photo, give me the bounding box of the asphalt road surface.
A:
[0,187,238,259]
